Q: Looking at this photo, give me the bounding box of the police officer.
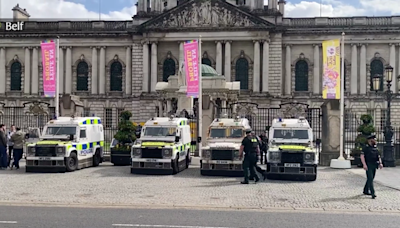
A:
[239,129,260,184]
[361,135,383,199]
[258,131,268,164]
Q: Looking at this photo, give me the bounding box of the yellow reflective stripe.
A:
[94,119,98,124]
[142,142,174,147]
[279,145,306,150]
[100,141,104,146]
[36,141,71,145]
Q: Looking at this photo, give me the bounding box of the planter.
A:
[110,147,131,166]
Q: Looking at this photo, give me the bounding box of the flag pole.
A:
[338,32,345,160]
[198,36,202,158]
[55,36,60,118]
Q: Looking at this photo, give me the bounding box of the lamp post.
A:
[372,65,397,167]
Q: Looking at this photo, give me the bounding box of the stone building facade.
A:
[1,0,400,132]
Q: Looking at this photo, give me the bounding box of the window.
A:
[110,62,123,91]
[80,129,86,138]
[209,128,226,138]
[77,61,89,91]
[202,58,212,66]
[117,108,124,119]
[45,127,76,135]
[83,108,90,117]
[295,60,308,91]
[105,108,113,128]
[273,129,309,140]
[235,57,249,90]
[144,127,176,137]
[163,58,176,82]
[10,62,22,91]
[370,59,384,91]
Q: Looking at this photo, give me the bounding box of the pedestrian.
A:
[360,135,383,199]
[7,125,16,168]
[0,124,7,170]
[239,129,260,184]
[250,131,266,180]
[10,127,25,170]
[258,131,268,164]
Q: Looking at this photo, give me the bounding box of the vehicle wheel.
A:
[66,153,78,172]
[185,153,190,169]
[93,149,101,167]
[172,156,179,174]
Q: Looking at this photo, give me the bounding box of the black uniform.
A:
[241,135,259,183]
[361,143,380,197]
[258,134,268,164]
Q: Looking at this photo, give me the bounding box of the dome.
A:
[201,64,220,77]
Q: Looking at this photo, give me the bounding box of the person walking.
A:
[258,131,268,164]
[7,125,16,168]
[10,127,25,170]
[0,124,7,170]
[239,129,260,184]
[360,135,383,199]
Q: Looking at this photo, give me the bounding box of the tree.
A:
[114,111,136,150]
[350,114,375,158]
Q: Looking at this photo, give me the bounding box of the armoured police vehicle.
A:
[131,116,191,175]
[200,116,250,176]
[25,116,105,172]
[266,117,319,181]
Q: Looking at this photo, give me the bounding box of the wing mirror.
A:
[175,136,180,143]
[69,134,74,141]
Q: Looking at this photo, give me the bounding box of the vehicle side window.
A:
[80,129,87,138]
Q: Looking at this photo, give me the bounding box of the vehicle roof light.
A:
[278,118,282,122]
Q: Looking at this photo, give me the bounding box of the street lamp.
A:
[372,65,397,167]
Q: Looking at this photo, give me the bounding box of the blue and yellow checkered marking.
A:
[79,118,101,125]
[71,141,104,150]
[179,120,188,126]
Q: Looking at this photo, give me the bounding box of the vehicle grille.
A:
[141,148,163,159]
[211,150,233,160]
[281,152,304,164]
[35,146,56,157]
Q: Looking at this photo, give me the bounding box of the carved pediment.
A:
[140,0,274,31]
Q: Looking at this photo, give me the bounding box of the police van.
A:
[25,116,104,172]
[200,116,250,176]
[266,117,320,181]
[131,116,191,175]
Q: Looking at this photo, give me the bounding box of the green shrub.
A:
[350,114,375,157]
[113,111,136,150]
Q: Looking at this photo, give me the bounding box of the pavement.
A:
[0,158,399,213]
[0,205,399,228]
[348,166,400,190]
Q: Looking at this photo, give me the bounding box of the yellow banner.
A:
[322,39,341,99]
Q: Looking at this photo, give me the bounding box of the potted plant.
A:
[350,114,375,167]
[110,111,136,166]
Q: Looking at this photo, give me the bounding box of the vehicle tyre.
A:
[172,156,179,174]
[93,149,101,167]
[66,152,78,172]
[185,153,190,169]
[200,170,207,176]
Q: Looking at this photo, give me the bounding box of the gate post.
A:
[320,100,342,166]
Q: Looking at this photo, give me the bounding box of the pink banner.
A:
[40,40,56,97]
[184,40,199,97]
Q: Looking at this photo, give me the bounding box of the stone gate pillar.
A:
[319,100,341,166]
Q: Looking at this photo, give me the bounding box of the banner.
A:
[183,40,199,97]
[40,40,56,97]
[322,39,341,99]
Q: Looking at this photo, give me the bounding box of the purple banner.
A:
[184,40,199,97]
[40,40,56,97]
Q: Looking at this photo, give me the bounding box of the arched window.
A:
[163,58,176,82]
[110,62,123,91]
[370,59,384,91]
[295,60,308,91]
[235,58,249,90]
[202,58,212,66]
[10,62,22,91]
[76,61,89,91]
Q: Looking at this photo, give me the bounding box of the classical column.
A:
[350,44,358,95]
[65,47,72,94]
[167,99,172,112]
[24,47,31,94]
[262,40,269,92]
[285,44,292,95]
[125,46,132,95]
[253,40,260,93]
[0,47,5,94]
[91,47,97,94]
[389,43,396,92]
[398,44,400,93]
[224,41,231,82]
[59,47,64,94]
[179,41,184,69]
[359,44,367,94]
[99,46,106,94]
[31,47,39,94]
[142,41,150,93]
[150,42,158,92]
[216,41,222,74]
[313,44,320,94]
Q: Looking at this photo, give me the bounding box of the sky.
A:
[0,0,398,20]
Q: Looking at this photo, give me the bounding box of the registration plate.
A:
[216,161,228,164]
[38,157,51,160]
[146,159,157,162]
[284,163,300,167]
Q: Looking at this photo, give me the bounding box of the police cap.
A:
[366,135,376,140]
[245,129,252,134]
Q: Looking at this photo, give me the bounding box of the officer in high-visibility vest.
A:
[239,129,260,184]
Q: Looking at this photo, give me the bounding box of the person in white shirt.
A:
[7,125,16,168]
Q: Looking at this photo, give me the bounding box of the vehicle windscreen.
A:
[209,128,226,138]
[144,127,176,137]
[45,127,76,135]
[209,128,244,138]
[273,129,309,140]
[229,128,244,138]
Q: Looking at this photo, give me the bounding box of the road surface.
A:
[0,205,399,228]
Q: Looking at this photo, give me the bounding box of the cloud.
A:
[285,0,367,17]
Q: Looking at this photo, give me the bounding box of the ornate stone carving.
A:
[80,54,85,61]
[113,54,119,60]
[239,50,245,58]
[148,1,256,28]
[374,52,380,58]
[299,53,305,59]
[25,101,48,115]
[234,102,257,117]
[13,55,18,61]
[279,102,308,118]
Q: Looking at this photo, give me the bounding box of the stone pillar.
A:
[285,44,291,95]
[253,40,260,93]
[313,44,320,94]
[359,44,367,94]
[150,42,158,92]
[158,100,163,116]
[91,47,98,95]
[389,43,396,92]
[262,40,269,93]
[125,46,132,95]
[320,100,341,166]
[224,41,231,82]
[59,47,64,94]
[167,100,172,112]
[142,41,150,93]
[99,46,106,94]
[24,47,31,94]
[216,41,222,74]
[0,47,6,94]
[398,44,400,93]
[350,44,358,95]
[65,47,72,94]
[31,47,39,94]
